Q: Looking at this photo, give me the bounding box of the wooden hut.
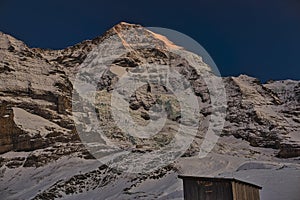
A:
[178,175,262,200]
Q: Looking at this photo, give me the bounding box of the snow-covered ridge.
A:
[0,22,299,199]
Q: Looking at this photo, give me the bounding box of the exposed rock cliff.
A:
[0,23,299,199]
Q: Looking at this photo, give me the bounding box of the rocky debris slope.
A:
[32,164,177,200]
[0,22,299,199]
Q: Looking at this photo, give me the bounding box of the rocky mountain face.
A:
[224,76,300,158]
[0,22,299,199]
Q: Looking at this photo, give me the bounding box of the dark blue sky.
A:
[1,0,300,82]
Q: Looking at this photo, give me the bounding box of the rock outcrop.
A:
[0,23,299,199]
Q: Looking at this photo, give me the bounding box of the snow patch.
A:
[12,107,67,137]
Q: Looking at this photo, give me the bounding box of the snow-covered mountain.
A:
[0,22,299,200]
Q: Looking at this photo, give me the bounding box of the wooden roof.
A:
[178,175,262,189]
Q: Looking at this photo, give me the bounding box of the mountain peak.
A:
[0,31,27,51]
[114,21,141,27]
[117,21,139,26]
[110,21,142,34]
[101,21,182,51]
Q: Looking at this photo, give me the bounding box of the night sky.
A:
[1,0,300,82]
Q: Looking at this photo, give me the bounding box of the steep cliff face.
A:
[0,31,80,162]
[0,23,299,199]
[0,101,23,153]
[223,75,300,157]
[264,80,300,158]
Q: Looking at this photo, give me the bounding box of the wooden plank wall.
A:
[232,182,260,200]
[183,179,233,200]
